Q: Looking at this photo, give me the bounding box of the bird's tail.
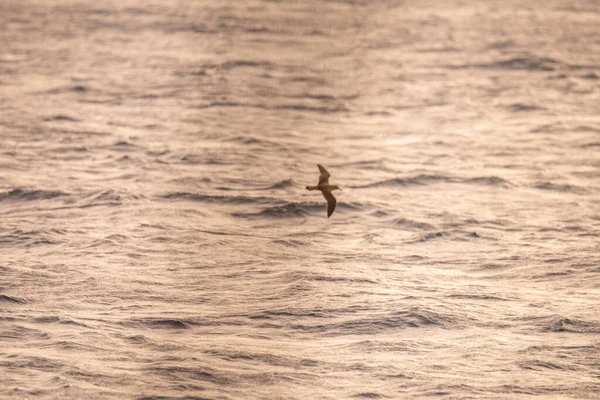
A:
[306,186,318,190]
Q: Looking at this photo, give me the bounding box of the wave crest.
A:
[355,175,514,188]
[162,192,274,204]
[0,188,67,202]
[534,182,588,194]
[392,218,436,231]
[0,294,26,304]
[234,201,362,219]
[353,174,454,188]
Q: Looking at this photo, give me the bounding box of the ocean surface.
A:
[1,0,600,398]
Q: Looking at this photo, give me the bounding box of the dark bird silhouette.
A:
[306,164,341,217]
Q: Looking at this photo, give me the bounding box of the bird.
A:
[306,164,341,218]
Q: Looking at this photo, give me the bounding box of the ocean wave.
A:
[216,179,294,191]
[132,317,245,330]
[464,176,514,186]
[290,308,458,335]
[223,136,277,146]
[267,179,294,189]
[86,189,124,202]
[355,175,514,188]
[41,84,89,95]
[249,310,330,320]
[76,189,132,208]
[547,317,600,333]
[1,325,48,341]
[140,362,232,386]
[194,100,348,113]
[162,192,275,204]
[2,355,65,371]
[146,319,191,330]
[518,359,579,371]
[0,294,26,304]
[352,174,454,188]
[308,274,378,284]
[272,271,377,285]
[180,154,232,165]
[467,56,562,71]
[0,188,68,202]
[345,340,422,353]
[332,158,393,169]
[0,228,64,248]
[124,335,149,344]
[234,201,362,219]
[410,231,446,242]
[508,103,545,112]
[204,348,320,370]
[534,182,588,194]
[110,140,140,150]
[234,202,320,219]
[528,315,600,333]
[580,142,600,148]
[47,146,89,154]
[351,393,388,399]
[581,72,600,80]
[41,340,106,352]
[43,114,80,122]
[413,229,484,242]
[371,210,389,217]
[392,218,436,231]
[32,316,89,328]
[447,294,510,301]
[271,239,306,247]
[220,60,274,70]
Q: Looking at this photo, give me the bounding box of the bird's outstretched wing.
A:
[317,164,330,185]
[322,190,337,218]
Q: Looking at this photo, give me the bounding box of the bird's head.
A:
[331,185,342,191]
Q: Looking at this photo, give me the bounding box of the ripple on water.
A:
[0,188,68,202]
[0,294,27,304]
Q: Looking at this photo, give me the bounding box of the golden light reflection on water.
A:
[0,0,599,399]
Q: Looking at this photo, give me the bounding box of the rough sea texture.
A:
[1,0,600,398]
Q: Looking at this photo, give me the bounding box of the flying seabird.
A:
[306,164,341,218]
